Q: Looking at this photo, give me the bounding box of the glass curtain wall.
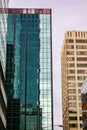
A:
[39,14,52,130]
[0,9,7,76]
[7,9,53,130]
[0,1,8,130]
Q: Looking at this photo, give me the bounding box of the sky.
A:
[9,0,87,130]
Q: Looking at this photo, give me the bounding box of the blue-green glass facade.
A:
[6,9,53,130]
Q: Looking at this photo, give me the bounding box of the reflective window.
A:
[6,12,53,130]
[39,14,52,129]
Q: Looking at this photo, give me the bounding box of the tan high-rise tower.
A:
[61,30,87,130]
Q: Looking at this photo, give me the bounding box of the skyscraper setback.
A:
[5,8,53,130]
[61,31,87,130]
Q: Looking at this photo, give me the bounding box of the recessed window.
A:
[76,51,87,55]
[76,39,87,43]
[68,103,77,107]
[66,39,74,43]
[77,70,85,74]
[77,64,87,67]
[68,96,76,100]
[80,124,83,128]
[67,82,76,87]
[69,116,77,120]
[77,57,87,61]
[66,45,74,49]
[69,124,77,128]
[78,83,83,87]
[67,57,74,61]
[76,45,87,49]
[67,51,74,55]
[67,63,75,67]
[68,89,76,94]
[67,70,75,74]
[78,76,86,80]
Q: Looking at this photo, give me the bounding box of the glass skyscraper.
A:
[5,8,53,130]
[81,78,87,130]
[0,1,8,75]
[0,1,8,130]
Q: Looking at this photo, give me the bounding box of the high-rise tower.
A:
[61,30,87,130]
[5,8,53,130]
[0,1,9,130]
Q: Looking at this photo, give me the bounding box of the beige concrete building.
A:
[61,30,87,130]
